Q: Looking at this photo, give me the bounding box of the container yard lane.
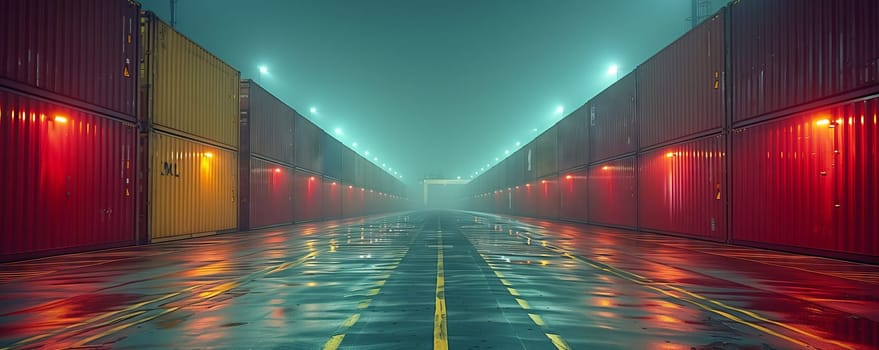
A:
[1,210,878,349]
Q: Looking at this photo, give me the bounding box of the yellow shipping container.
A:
[141,12,240,148]
[150,132,237,242]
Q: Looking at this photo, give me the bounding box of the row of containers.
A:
[0,1,407,262]
[469,0,879,263]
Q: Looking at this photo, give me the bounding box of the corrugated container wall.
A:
[240,80,295,164]
[149,132,237,241]
[732,97,878,260]
[322,134,342,180]
[558,169,588,222]
[535,176,559,219]
[141,13,239,147]
[294,114,323,173]
[589,72,637,163]
[1,0,139,119]
[587,157,637,228]
[294,170,323,222]
[323,178,342,219]
[533,126,558,178]
[730,0,879,124]
[341,147,356,184]
[343,184,365,218]
[247,158,294,229]
[638,10,724,149]
[557,105,589,171]
[638,135,726,241]
[1,90,136,261]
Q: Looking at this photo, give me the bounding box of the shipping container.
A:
[243,157,294,230]
[534,127,558,178]
[353,155,368,187]
[638,10,724,149]
[732,96,878,261]
[589,72,637,163]
[323,177,342,219]
[294,170,323,222]
[342,183,365,218]
[730,0,879,124]
[557,105,589,171]
[638,135,726,241]
[239,80,295,165]
[587,157,637,228]
[558,168,588,222]
[0,90,136,261]
[141,12,240,147]
[535,176,559,219]
[1,0,139,120]
[506,147,527,187]
[322,134,343,180]
[341,147,357,185]
[294,114,323,173]
[149,132,237,242]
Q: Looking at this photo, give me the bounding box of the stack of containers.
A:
[729,0,879,260]
[587,72,637,228]
[321,134,343,219]
[140,12,240,242]
[1,0,140,261]
[293,115,324,222]
[557,104,589,222]
[238,80,296,230]
[636,10,726,241]
[532,127,559,218]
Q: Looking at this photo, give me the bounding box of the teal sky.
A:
[140,0,723,184]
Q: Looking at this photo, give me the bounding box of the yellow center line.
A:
[434,230,449,350]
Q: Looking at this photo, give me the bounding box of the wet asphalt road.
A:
[0,210,877,349]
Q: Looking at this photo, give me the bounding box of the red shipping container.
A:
[638,135,726,241]
[294,114,323,173]
[559,169,588,222]
[638,10,724,148]
[535,177,559,219]
[730,0,879,124]
[294,170,323,222]
[342,184,365,218]
[246,158,294,229]
[0,0,139,120]
[557,105,589,172]
[589,73,637,163]
[239,80,295,165]
[732,96,878,261]
[1,90,136,261]
[323,177,342,219]
[588,157,636,228]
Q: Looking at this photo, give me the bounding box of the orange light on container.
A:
[309,176,315,181]
[526,183,531,187]
[541,180,547,184]
[666,152,677,158]
[53,115,69,123]
[815,119,830,126]
[565,175,572,180]
[602,166,609,171]
[274,168,281,173]
[348,185,353,189]
[332,182,337,185]
[204,152,214,158]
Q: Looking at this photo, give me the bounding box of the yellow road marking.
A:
[546,333,572,350]
[499,278,512,286]
[358,300,372,309]
[528,313,545,326]
[341,314,361,328]
[322,334,346,350]
[366,288,381,296]
[515,298,531,309]
[507,288,520,296]
[434,231,448,350]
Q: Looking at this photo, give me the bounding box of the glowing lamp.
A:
[815,119,830,126]
[53,115,69,123]
[204,152,214,158]
[666,152,677,158]
[274,168,281,173]
[565,175,572,180]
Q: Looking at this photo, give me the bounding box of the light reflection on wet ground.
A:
[0,210,876,349]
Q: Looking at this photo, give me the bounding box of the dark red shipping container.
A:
[294,170,323,222]
[638,135,726,241]
[246,158,294,229]
[730,0,879,124]
[239,80,295,165]
[589,72,637,163]
[342,184,365,218]
[323,177,342,219]
[294,114,323,173]
[732,96,878,262]
[587,157,636,228]
[557,105,589,172]
[535,177,559,219]
[0,0,139,120]
[638,10,724,148]
[558,169,588,222]
[0,90,136,261]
